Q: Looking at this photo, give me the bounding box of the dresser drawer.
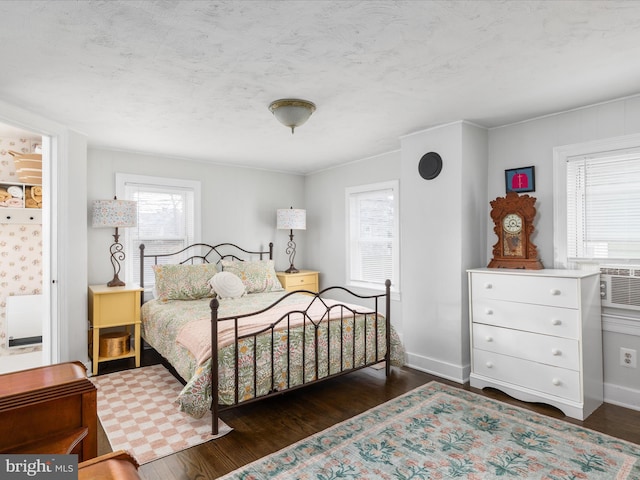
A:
[473,349,581,402]
[288,274,316,287]
[277,271,319,293]
[471,273,578,309]
[473,324,580,370]
[472,298,579,339]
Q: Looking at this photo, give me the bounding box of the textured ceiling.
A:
[1,1,640,174]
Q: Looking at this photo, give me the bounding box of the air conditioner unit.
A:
[599,266,640,311]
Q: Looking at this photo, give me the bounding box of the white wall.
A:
[304,150,403,333]
[87,149,306,285]
[488,96,640,266]
[399,122,487,381]
[305,121,488,382]
[487,94,640,409]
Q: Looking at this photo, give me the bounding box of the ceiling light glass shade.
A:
[277,208,306,230]
[269,99,316,134]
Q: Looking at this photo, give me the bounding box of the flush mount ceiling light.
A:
[268,99,316,134]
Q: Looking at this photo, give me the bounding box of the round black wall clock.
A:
[418,152,443,180]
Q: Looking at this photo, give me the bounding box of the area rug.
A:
[91,364,232,464]
[220,381,640,479]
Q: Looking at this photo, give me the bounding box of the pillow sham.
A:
[152,263,218,301]
[220,259,284,294]
[208,271,246,299]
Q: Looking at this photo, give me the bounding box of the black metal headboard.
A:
[139,242,273,291]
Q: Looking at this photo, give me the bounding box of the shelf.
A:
[96,351,136,363]
[0,181,42,224]
[0,207,42,224]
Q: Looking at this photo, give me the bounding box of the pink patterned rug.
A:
[91,364,232,464]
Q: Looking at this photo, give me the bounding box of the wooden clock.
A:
[488,192,543,269]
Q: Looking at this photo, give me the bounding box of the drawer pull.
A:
[485,309,494,315]
[551,319,562,326]
[550,289,561,296]
[484,283,493,289]
[551,348,561,356]
[485,336,493,342]
[552,378,561,386]
[485,361,494,368]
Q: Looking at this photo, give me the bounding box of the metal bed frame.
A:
[139,242,391,434]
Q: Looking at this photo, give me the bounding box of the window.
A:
[346,180,399,291]
[116,173,201,286]
[554,134,640,268]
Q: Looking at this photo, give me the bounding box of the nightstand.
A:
[276,270,319,293]
[88,284,142,375]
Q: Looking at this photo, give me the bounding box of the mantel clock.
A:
[488,192,543,269]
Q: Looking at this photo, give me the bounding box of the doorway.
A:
[0,122,50,373]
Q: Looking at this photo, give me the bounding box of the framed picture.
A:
[505,166,535,193]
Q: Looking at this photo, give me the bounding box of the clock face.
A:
[502,213,523,234]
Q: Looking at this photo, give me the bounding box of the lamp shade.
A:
[92,199,137,228]
[277,208,306,230]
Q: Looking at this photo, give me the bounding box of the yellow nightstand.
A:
[88,284,142,375]
[276,270,319,293]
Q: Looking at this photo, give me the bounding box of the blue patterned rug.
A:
[219,381,640,479]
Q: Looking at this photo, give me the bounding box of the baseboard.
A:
[604,382,640,411]
[405,352,468,384]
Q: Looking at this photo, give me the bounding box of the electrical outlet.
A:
[620,348,637,368]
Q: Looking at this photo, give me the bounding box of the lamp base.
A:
[284,266,299,274]
[107,274,125,287]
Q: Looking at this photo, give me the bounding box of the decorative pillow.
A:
[221,259,284,294]
[208,271,246,299]
[152,263,218,301]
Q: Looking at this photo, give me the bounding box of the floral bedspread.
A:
[141,292,405,418]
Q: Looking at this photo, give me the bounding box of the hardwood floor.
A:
[97,350,640,479]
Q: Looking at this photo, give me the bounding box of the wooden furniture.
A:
[276,269,319,293]
[0,361,97,461]
[468,268,603,420]
[79,450,141,480]
[89,284,142,375]
[488,192,543,269]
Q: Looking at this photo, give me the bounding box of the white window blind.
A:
[116,174,200,285]
[566,151,640,261]
[346,181,399,290]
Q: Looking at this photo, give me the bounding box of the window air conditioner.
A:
[599,266,640,311]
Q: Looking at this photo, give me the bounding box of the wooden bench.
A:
[0,361,97,461]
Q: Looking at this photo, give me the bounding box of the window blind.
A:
[123,182,196,285]
[348,187,396,286]
[566,150,640,261]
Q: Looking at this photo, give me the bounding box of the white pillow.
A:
[208,271,246,299]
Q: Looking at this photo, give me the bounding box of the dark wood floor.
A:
[97,350,640,479]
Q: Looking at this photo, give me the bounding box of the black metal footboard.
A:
[209,279,392,435]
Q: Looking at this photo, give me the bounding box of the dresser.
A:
[276,270,319,293]
[467,268,602,420]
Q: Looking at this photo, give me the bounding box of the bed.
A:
[139,242,404,434]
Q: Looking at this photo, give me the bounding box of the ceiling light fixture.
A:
[269,99,316,134]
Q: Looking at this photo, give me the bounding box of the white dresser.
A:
[467,268,603,420]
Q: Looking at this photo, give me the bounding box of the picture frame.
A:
[505,166,535,193]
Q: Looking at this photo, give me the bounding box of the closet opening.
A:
[0,122,49,374]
